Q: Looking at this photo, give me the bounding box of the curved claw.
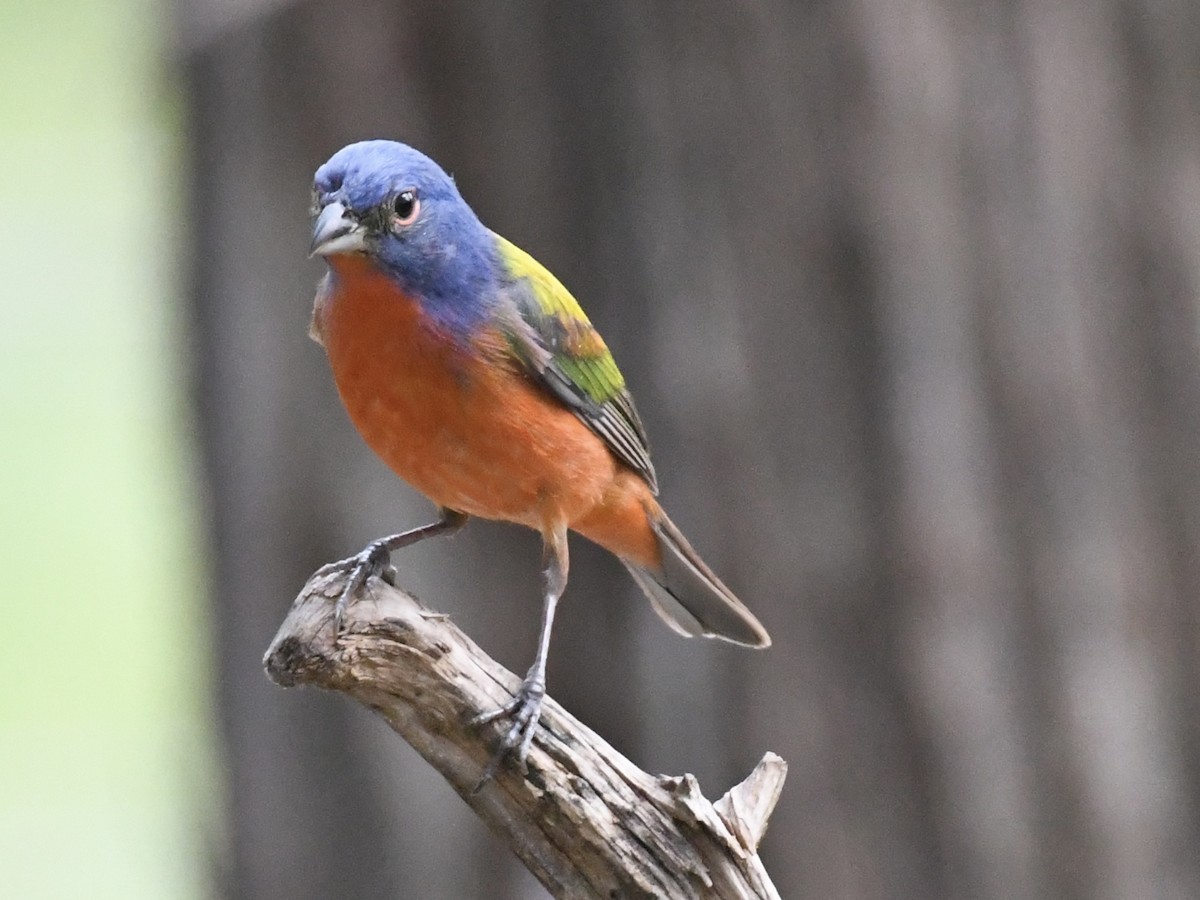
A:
[472,678,547,789]
[311,512,468,635]
[313,541,393,633]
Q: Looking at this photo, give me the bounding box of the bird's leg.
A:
[315,508,468,631]
[472,524,568,787]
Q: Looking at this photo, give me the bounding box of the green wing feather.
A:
[492,232,658,493]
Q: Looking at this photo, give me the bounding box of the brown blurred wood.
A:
[263,571,786,900]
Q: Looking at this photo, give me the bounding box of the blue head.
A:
[310,140,501,333]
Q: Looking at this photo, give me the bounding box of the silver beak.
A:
[309,201,366,257]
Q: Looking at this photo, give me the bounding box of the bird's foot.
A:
[471,674,547,789]
[313,540,397,632]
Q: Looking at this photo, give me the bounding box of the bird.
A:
[306,139,770,778]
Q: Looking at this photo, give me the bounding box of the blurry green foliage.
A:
[0,1,211,897]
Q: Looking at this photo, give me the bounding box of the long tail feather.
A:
[623,513,770,648]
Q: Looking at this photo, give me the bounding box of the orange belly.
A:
[313,258,659,567]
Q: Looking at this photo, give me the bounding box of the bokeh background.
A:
[5,1,1200,898]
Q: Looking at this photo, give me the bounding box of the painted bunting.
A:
[307,140,769,775]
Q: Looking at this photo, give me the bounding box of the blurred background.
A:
[4,0,1200,897]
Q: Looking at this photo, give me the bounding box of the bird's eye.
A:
[392,190,419,227]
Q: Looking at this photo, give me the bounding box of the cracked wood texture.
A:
[264,572,785,900]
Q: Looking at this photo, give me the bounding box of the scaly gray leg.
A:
[315,508,468,631]
[472,523,569,787]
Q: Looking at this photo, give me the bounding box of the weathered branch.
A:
[264,572,786,899]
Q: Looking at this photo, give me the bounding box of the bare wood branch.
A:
[264,572,786,899]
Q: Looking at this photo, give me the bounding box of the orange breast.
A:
[314,258,657,568]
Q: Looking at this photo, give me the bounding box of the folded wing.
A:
[492,232,658,493]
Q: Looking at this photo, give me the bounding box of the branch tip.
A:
[715,752,788,853]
